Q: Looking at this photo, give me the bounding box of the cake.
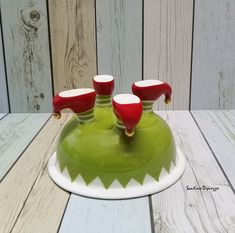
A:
[48,76,185,199]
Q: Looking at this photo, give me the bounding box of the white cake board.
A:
[48,147,185,199]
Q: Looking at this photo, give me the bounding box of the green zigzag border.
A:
[58,155,176,189]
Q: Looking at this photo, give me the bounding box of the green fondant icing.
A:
[57,105,176,189]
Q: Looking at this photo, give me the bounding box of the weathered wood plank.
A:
[0,19,9,113]
[0,114,70,233]
[0,113,50,180]
[191,1,235,109]
[144,0,193,110]
[49,0,97,94]
[151,111,235,232]
[192,110,235,188]
[59,195,151,233]
[1,0,52,112]
[96,0,142,94]
[0,113,7,120]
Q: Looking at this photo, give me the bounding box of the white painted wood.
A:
[144,0,193,110]
[191,1,235,109]
[96,0,142,94]
[151,111,235,232]
[0,114,6,120]
[1,0,52,112]
[59,195,151,233]
[49,0,97,93]
[0,20,9,113]
[192,110,235,188]
[0,114,70,233]
[0,113,50,180]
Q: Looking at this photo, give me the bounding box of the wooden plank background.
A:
[191,0,235,109]
[0,113,50,180]
[96,0,142,94]
[49,0,97,94]
[0,0,234,111]
[59,195,152,233]
[1,0,52,112]
[0,113,6,119]
[144,0,193,110]
[151,111,235,232]
[192,110,235,188]
[0,114,70,233]
[0,17,8,113]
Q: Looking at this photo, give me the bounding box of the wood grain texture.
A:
[191,0,235,109]
[0,113,50,180]
[59,195,151,233]
[96,0,142,94]
[144,0,193,110]
[0,20,9,113]
[0,114,70,233]
[151,111,235,232]
[49,0,97,94]
[1,0,52,112]
[192,110,235,188]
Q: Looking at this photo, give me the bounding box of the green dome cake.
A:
[48,76,185,199]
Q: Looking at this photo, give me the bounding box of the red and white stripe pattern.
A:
[132,80,172,112]
[112,94,142,136]
[52,88,96,122]
[93,75,114,107]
